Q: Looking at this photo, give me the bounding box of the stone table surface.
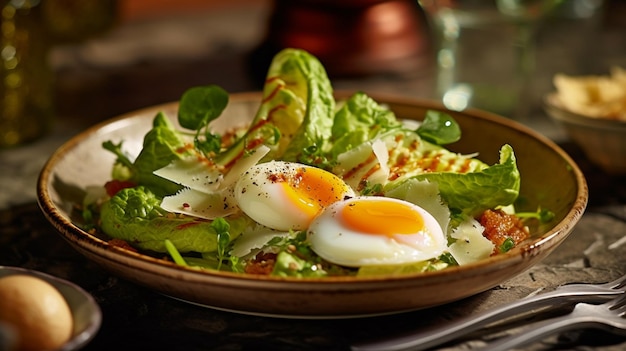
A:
[1,2,626,350]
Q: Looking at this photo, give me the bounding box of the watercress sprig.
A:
[516,207,555,223]
[177,85,229,157]
[211,217,231,270]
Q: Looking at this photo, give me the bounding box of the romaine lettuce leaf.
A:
[216,48,335,168]
[408,144,521,217]
[99,186,250,253]
[329,92,401,158]
[332,127,486,192]
[277,49,335,165]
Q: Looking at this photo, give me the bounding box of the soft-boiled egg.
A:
[234,161,356,231]
[307,196,447,267]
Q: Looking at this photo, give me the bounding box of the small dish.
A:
[37,92,587,318]
[544,93,626,175]
[0,266,101,350]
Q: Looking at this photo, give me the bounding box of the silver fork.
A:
[351,273,626,351]
[481,292,626,351]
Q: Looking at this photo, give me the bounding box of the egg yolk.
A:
[340,199,425,235]
[279,166,351,224]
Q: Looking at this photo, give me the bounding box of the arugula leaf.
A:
[102,140,134,170]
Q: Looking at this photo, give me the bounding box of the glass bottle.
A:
[1,0,53,147]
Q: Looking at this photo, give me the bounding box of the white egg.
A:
[234,161,356,231]
[307,196,447,267]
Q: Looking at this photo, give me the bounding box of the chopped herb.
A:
[499,237,516,253]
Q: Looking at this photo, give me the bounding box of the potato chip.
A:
[553,67,626,121]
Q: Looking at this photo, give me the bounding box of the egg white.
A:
[307,196,447,267]
[234,161,355,231]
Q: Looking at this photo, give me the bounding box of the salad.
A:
[84,48,552,278]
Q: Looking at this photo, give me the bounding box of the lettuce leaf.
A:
[277,49,335,165]
[99,186,251,253]
[332,126,486,192]
[357,259,449,276]
[329,92,401,158]
[410,144,521,217]
[103,112,187,197]
[216,48,335,167]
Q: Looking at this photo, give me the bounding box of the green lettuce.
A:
[216,48,335,167]
[100,186,251,253]
[328,96,462,159]
[329,92,402,158]
[383,128,485,177]
[252,231,356,277]
[103,112,187,197]
[387,144,521,217]
[272,48,335,165]
[357,258,449,276]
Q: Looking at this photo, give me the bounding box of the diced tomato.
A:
[479,209,529,254]
[244,251,277,275]
[104,180,137,197]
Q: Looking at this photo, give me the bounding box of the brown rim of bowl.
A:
[36,92,588,287]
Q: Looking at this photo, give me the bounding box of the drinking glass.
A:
[419,0,564,118]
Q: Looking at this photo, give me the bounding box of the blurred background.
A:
[1,0,625,147]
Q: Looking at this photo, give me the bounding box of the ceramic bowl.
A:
[37,92,588,318]
[544,93,626,175]
[0,266,101,350]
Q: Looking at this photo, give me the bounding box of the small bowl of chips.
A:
[545,67,626,175]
